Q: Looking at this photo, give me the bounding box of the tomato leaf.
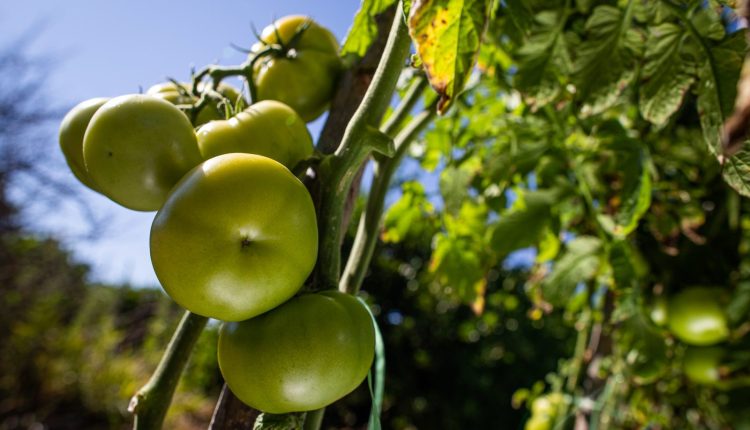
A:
[440,164,474,216]
[408,0,492,114]
[598,137,652,238]
[639,23,695,126]
[382,182,435,243]
[514,10,571,107]
[572,3,644,116]
[541,236,602,306]
[487,188,560,258]
[341,0,398,58]
[360,297,385,430]
[691,30,750,196]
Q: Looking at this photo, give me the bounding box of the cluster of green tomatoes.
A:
[58,16,375,414]
[524,285,746,430]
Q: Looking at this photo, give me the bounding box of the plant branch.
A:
[129,311,208,430]
[340,106,436,294]
[380,75,429,137]
[317,4,412,290]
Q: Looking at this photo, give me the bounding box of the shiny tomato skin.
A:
[667,287,729,346]
[196,100,312,169]
[218,290,375,413]
[83,94,202,211]
[150,153,318,322]
[59,97,109,191]
[252,16,341,122]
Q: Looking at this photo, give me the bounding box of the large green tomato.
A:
[252,15,342,122]
[59,97,109,191]
[218,290,375,413]
[683,346,726,385]
[667,287,729,346]
[83,94,202,211]
[150,153,318,321]
[147,81,246,126]
[196,100,313,169]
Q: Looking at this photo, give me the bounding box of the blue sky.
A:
[2,1,361,286]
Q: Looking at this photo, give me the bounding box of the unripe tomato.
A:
[147,81,246,126]
[83,94,202,211]
[150,153,318,321]
[667,287,729,346]
[218,291,375,413]
[58,97,109,191]
[649,296,669,327]
[524,415,551,430]
[196,100,313,169]
[683,346,726,385]
[252,15,342,122]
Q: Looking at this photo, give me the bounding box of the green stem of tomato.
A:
[129,311,208,430]
[316,3,412,290]
[339,105,436,295]
[303,408,325,430]
[380,75,429,137]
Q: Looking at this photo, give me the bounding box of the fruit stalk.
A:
[340,103,436,295]
[129,311,208,430]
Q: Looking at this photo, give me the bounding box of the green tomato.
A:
[83,94,202,211]
[218,290,375,413]
[667,287,730,346]
[649,296,669,327]
[252,15,341,122]
[683,346,726,385]
[196,100,313,169]
[58,97,109,191]
[525,415,552,430]
[147,81,246,126]
[150,153,318,321]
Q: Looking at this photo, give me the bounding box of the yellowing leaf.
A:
[408,0,491,114]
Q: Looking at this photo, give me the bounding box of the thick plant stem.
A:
[340,107,436,295]
[317,4,412,290]
[129,311,208,430]
[380,76,429,137]
[303,408,325,430]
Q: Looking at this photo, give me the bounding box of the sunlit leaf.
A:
[381,182,435,243]
[408,0,492,113]
[572,4,644,116]
[514,10,571,106]
[341,0,398,58]
[541,236,602,306]
[639,23,695,126]
[487,188,561,257]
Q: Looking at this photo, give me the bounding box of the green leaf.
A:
[723,146,750,197]
[541,236,602,306]
[696,31,745,157]
[359,297,385,430]
[692,31,750,195]
[408,0,492,114]
[430,201,489,302]
[381,182,435,243]
[514,10,571,106]
[609,240,638,290]
[639,23,696,126]
[500,0,535,43]
[440,165,474,216]
[691,5,725,41]
[487,188,560,257]
[599,138,652,237]
[572,3,644,116]
[341,0,398,58]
